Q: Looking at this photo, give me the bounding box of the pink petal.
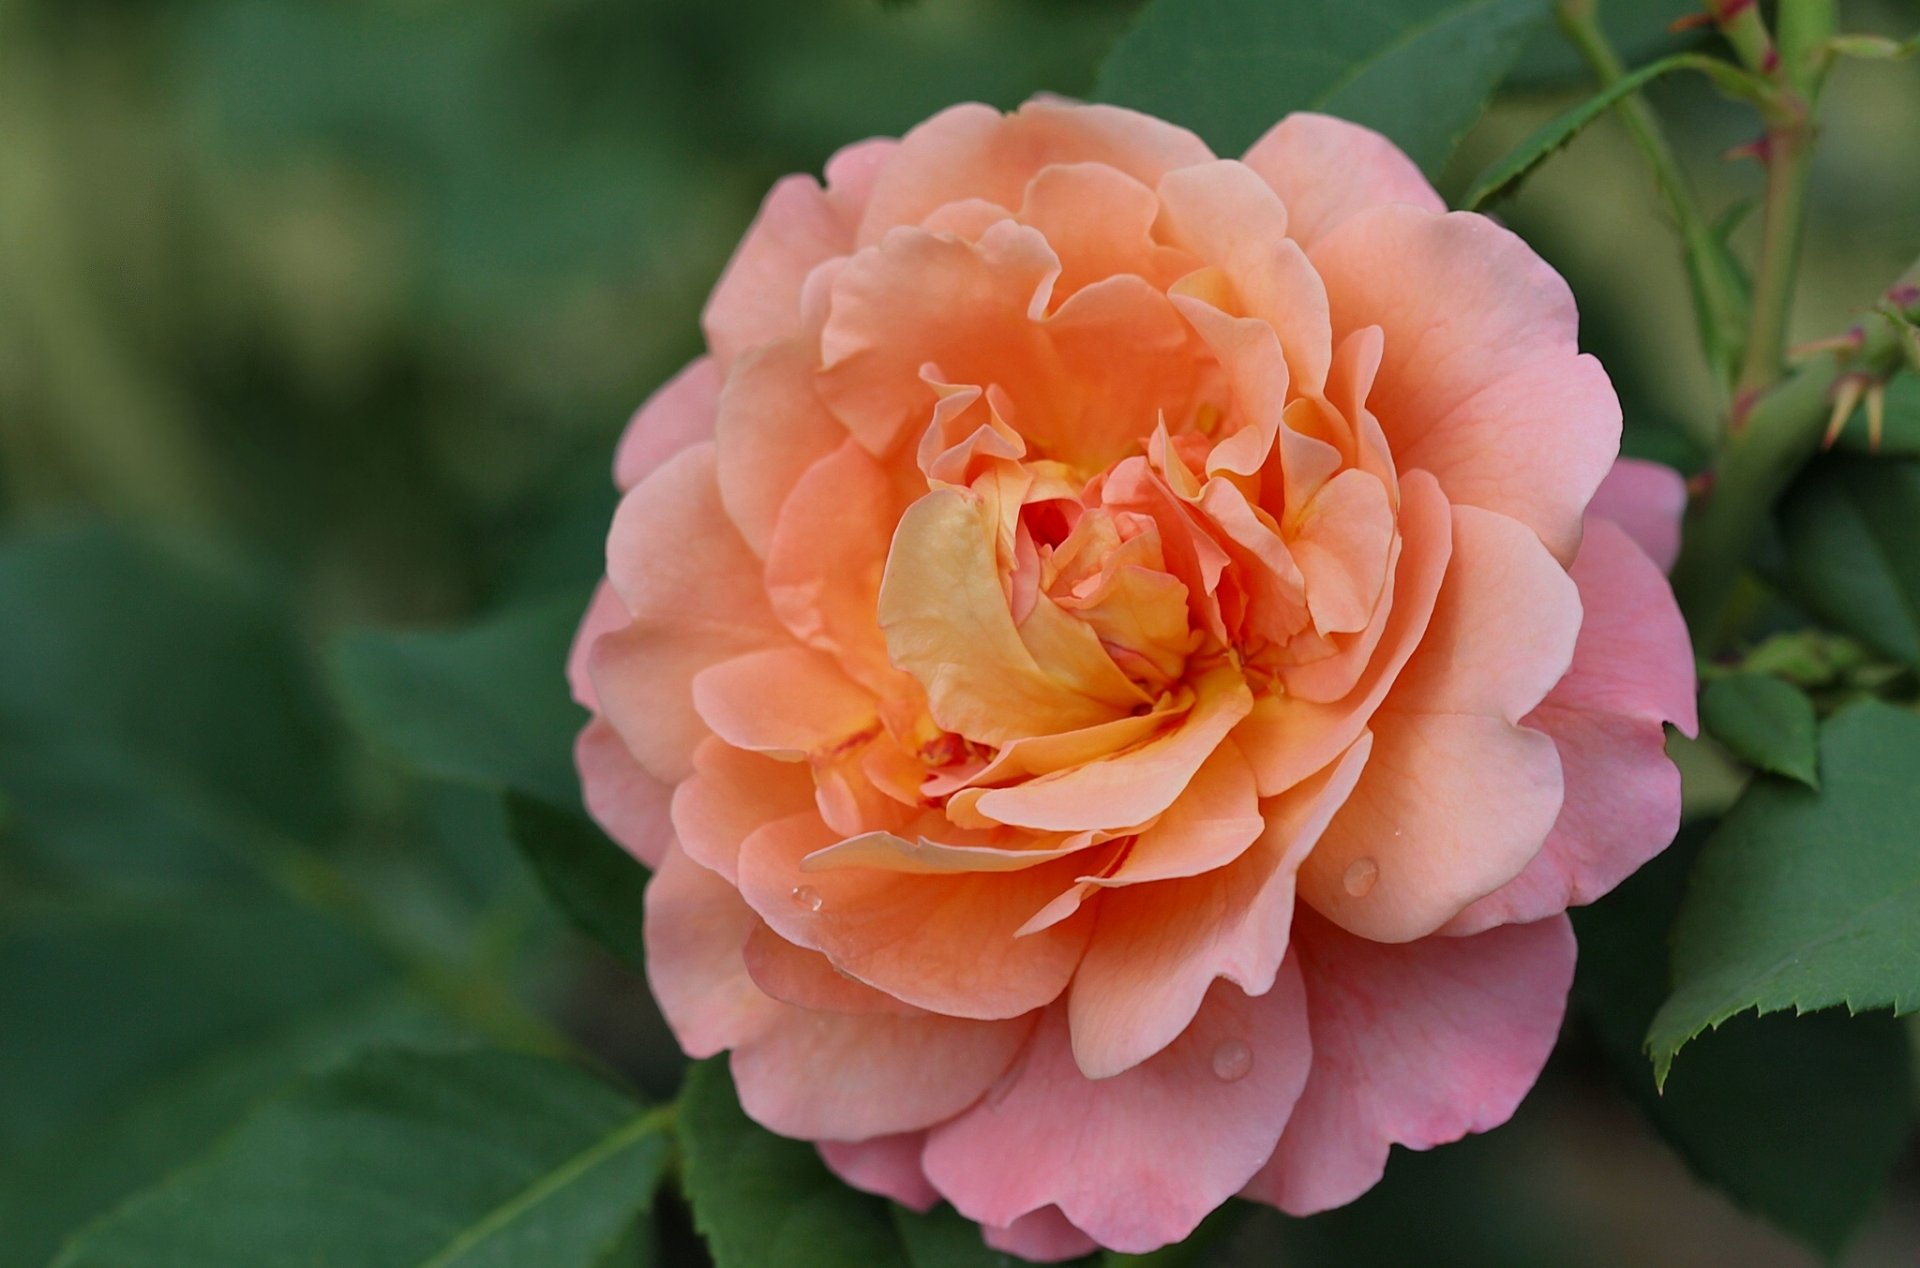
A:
[575,718,673,869]
[643,844,779,1059]
[736,812,1096,1020]
[671,736,817,884]
[691,646,877,760]
[741,921,919,1017]
[950,666,1250,833]
[1308,205,1619,564]
[703,139,894,366]
[818,1133,939,1213]
[593,443,786,781]
[924,973,1312,1255]
[764,437,919,699]
[1155,160,1333,394]
[713,339,851,556]
[1298,505,1581,942]
[1086,738,1266,887]
[567,580,628,711]
[1066,735,1370,1078]
[1240,113,1443,250]
[855,99,1214,244]
[732,1005,1035,1142]
[1234,469,1450,796]
[1586,456,1688,573]
[1245,911,1574,1215]
[1444,516,1695,934]
[820,222,1063,455]
[1016,162,1196,298]
[613,357,722,492]
[983,1207,1100,1262]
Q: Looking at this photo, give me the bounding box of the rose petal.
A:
[856,100,1214,244]
[818,1133,939,1213]
[714,340,851,556]
[1241,113,1443,250]
[1444,517,1694,934]
[1235,469,1450,795]
[614,357,722,492]
[1245,911,1574,1215]
[703,139,892,365]
[983,1207,1100,1262]
[737,812,1096,1020]
[924,972,1312,1255]
[1586,456,1688,573]
[1309,205,1619,563]
[1298,505,1581,942]
[594,444,786,781]
[733,1004,1036,1142]
[576,718,673,869]
[1066,734,1370,1078]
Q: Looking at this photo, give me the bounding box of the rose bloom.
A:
[570,100,1697,1260]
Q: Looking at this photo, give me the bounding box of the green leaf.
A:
[1463,53,1746,208]
[330,598,586,807]
[1775,454,1920,665]
[1698,673,1819,787]
[1504,0,1696,87]
[505,795,649,974]
[678,1059,909,1268]
[891,1205,1019,1268]
[54,1050,670,1268]
[1648,701,1920,1081]
[0,526,343,894]
[1573,830,1911,1255]
[1094,0,1552,173]
[0,896,467,1268]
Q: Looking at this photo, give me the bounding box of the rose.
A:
[570,99,1697,1260]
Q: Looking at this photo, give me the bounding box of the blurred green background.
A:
[2,0,1918,1264]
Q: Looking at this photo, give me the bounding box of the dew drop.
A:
[790,885,824,913]
[1211,1039,1253,1083]
[1342,857,1379,898]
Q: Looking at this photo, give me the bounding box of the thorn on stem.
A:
[1787,327,1864,362]
[1866,382,1887,452]
[1823,375,1868,450]
[1723,136,1773,164]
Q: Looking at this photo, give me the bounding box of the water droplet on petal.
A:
[1343,857,1378,897]
[1211,1039,1253,1083]
[790,885,823,913]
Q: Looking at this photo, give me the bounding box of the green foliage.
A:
[1776,454,1920,665]
[678,1059,911,1268]
[1697,672,1820,786]
[52,1050,670,1268]
[0,527,493,1266]
[1463,54,1753,208]
[331,600,587,808]
[1649,702,1920,1081]
[1574,830,1911,1255]
[505,794,651,974]
[1503,0,1698,87]
[0,901,465,1268]
[1095,0,1552,171]
[0,527,342,894]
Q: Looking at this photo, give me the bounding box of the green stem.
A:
[1671,356,1837,646]
[1674,255,1920,648]
[1556,0,1749,413]
[1734,121,1814,394]
[1731,0,1834,396]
